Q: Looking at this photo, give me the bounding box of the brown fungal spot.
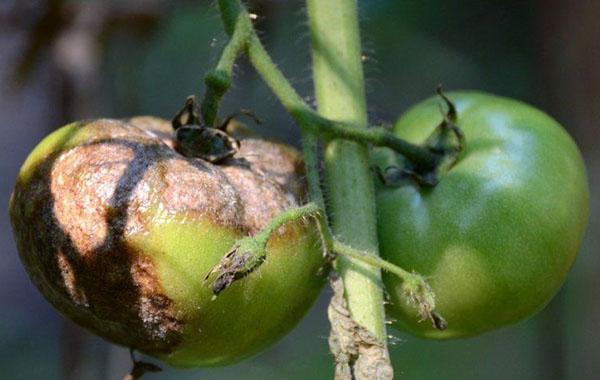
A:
[155,157,241,228]
[131,256,182,343]
[221,162,292,235]
[56,249,88,307]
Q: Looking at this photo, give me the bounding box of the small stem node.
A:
[201,70,232,126]
[205,70,231,94]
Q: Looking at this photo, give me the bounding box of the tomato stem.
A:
[210,0,439,169]
[305,4,391,375]
[299,114,439,170]
[200,9,251,126]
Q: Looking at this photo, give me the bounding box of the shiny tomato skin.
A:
[375,92,589,339]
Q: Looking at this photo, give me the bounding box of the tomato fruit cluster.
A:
[9,89,590,367]
[374,92,589,339]
[9,116,326,367]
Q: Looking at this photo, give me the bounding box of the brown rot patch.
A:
[56,250,88,307]
[235,139,306,202]
[10,121,186,353]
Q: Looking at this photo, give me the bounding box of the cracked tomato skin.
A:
[374,92,589,339]
[9,117,326,367]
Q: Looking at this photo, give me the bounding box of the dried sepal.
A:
[401,273,447,331]
[204,237,266,296]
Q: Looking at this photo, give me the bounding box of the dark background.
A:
[1,1,598,379]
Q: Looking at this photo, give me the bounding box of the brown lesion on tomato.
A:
[10,121,185,354]
[233,139,307,204]
[56,250,89,307]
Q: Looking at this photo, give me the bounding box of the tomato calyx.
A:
[377,86,465,188]
[171,95,241,164]
[423,86,465,170]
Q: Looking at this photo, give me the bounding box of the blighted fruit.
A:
[9,117,325,367]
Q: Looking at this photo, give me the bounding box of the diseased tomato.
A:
[374,92,589,339]
[9,116,326,367]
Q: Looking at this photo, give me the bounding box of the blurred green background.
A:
[1,0,598,379]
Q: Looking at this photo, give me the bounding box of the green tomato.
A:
[9,117,326,367]
[374,92,589,339]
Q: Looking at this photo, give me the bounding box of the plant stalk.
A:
[307,0,387,346]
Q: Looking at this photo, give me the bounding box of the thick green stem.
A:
[307,0,388,345]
